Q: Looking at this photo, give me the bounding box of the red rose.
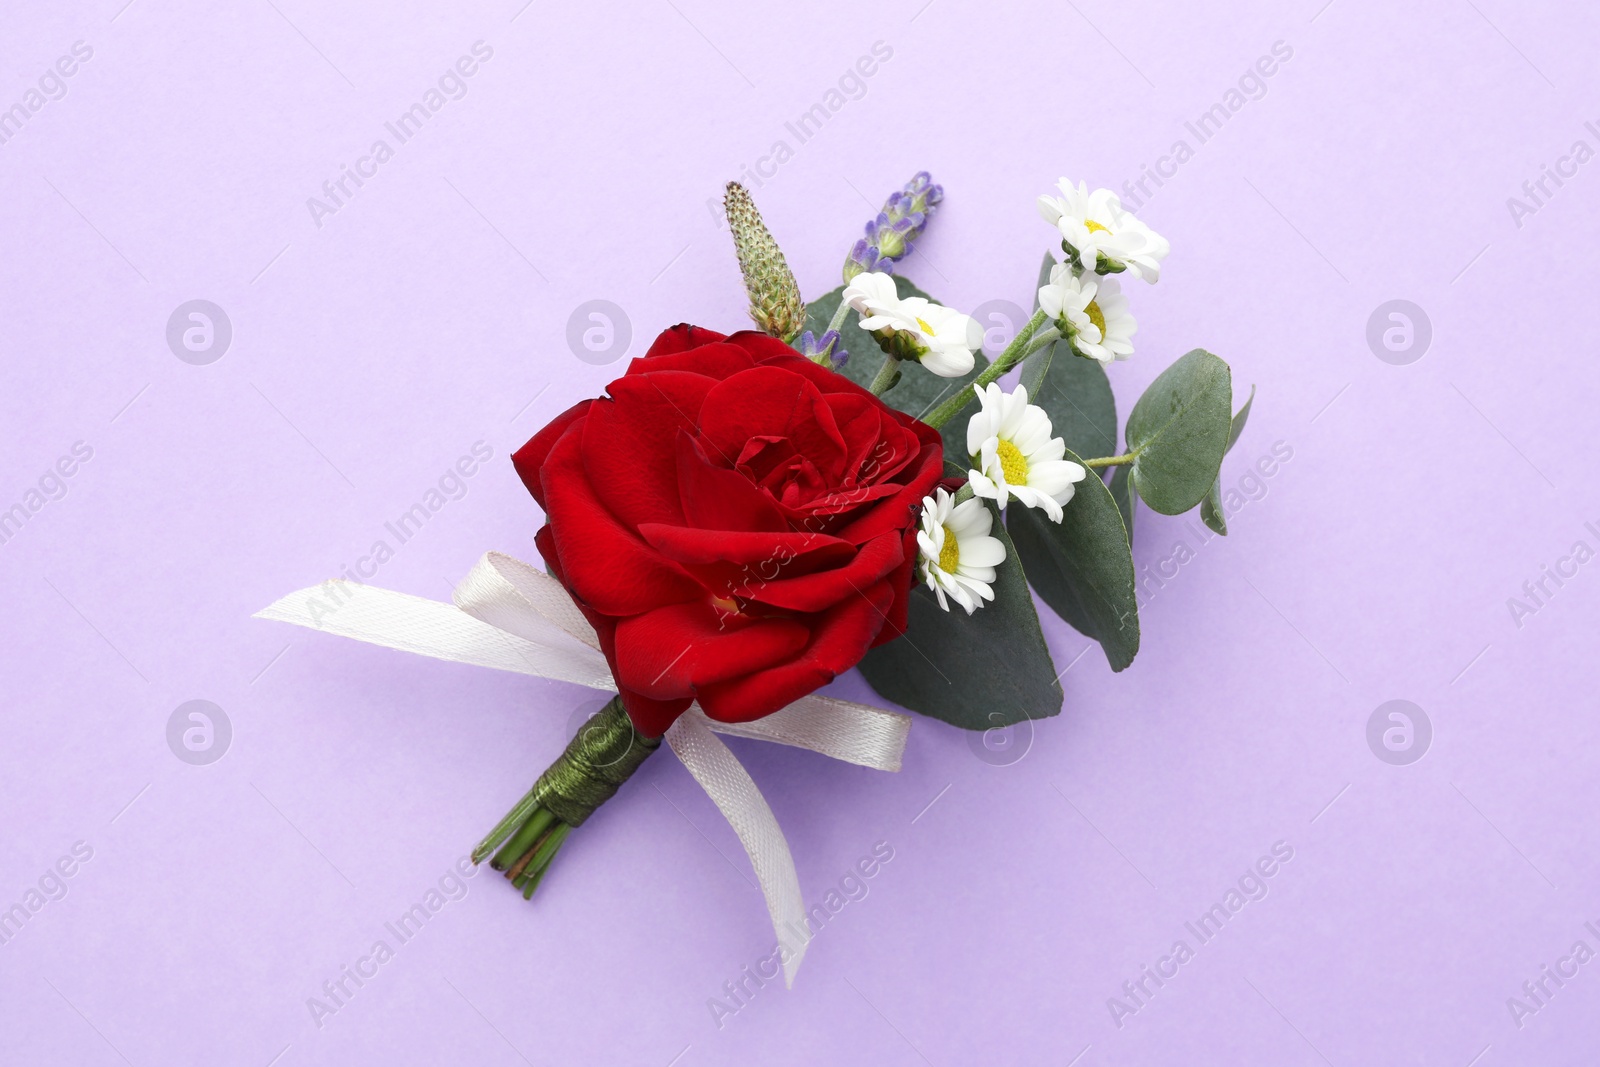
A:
[514,324,944,737]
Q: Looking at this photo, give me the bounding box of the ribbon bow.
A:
[256,552,910,986]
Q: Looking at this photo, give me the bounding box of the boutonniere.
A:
[260,171,1250,985]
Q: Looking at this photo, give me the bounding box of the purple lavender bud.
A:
[906,171,942,211]
[797,328,849,369]
[842,171,945,282]
[824,331,849,370]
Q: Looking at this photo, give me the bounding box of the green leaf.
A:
[1024,341,1118,462]
[1007,445,1140,671]
[1022,342,1054,397]
[1109,463,1135,542]
[1200,385,1255,536]
[1124,349,1233,515]
[856,493,1062,730]
[1198,487,1227,535]
[1224,384,1255,452]
[803,280,988,463]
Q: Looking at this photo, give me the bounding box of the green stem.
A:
[867,355,901,395]
[473,695,659,900]
[524,824,571,891]
[490,807,555,871]
[1084,453,1136,469]
[1018,328,1061,361]
[512,823,572,898]
[827,299,853,333]
[474,786,545,864]
[923,310,1052,430]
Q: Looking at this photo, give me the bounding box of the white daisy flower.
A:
[1037,263,1136,364]
[841,271,977,378]
[965,382,1087,522]
[917,487,1006,614]
[1037,180,1170,283]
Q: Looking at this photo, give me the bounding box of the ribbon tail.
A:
[254,578,615,690]
[707,694,909,772]
[666,710,809,987]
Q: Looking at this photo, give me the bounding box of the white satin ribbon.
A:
[255,551,910,986]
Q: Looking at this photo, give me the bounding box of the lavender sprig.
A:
[842,171,944,283]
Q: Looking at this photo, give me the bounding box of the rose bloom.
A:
[514,325,944,737]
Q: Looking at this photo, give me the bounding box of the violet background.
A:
[2,1,1596,1063]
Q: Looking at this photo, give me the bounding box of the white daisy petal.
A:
[958,537,1006,568]
[1033,436,1067,463]
[965,411,991,460]
[1012,408,1054,453]
[915,488,1006,615]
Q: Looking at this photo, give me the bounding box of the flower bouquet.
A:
[258,172,1250,983]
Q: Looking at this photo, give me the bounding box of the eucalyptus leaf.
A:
[856,493,1062,730]
[1224,384,1255,452]
[1007,444,1140,671]
[1124,349,1233,515]
[1200,385,1256,536]
[803,280,988,462]
[1022,341,1055,396]
[1109,463,1135,543]
[1198,486,1227,536]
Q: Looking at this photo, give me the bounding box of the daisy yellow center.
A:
[938,524,961,573]
[916,316,936,335]
[997,439,1030,486]
[1086,300,1106,337]
[1084,219,1110,235]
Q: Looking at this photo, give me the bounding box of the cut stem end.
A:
[471,695,660,901]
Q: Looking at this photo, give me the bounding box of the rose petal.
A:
[830,433,944,544]
[871,526,921,646]
[742,531,904,613]
[618,689,692,739]
[582,371,720,528]
[776,482,902,525]
[643,323,728,358]
[541,424,702,617]
[696,581,895,722]
[628,340,756,381]
[698,366,848,484]
[613,600,811,700]
[743,338,885,398]
[726,330,813,366]
[512,399,591,510]
[540,525,688,738]
[825,392,890,483]
[636,523,852,568]
[674,432,787,533]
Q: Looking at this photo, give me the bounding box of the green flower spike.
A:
[725,181,805,343]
